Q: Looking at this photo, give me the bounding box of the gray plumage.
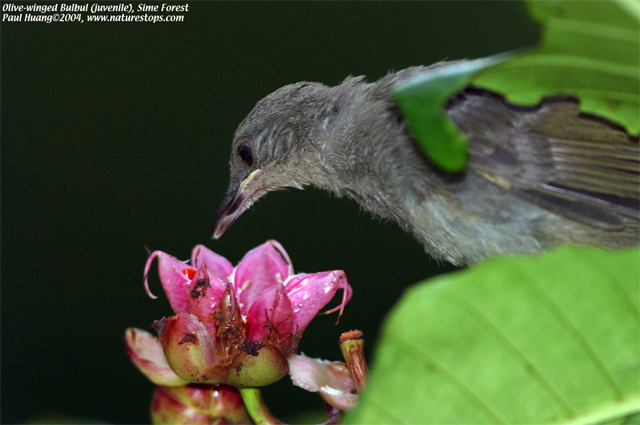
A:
[213,62,639,265]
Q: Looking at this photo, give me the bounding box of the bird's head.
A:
[212,81,330,239]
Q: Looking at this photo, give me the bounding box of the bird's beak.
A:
[212,169,262,239]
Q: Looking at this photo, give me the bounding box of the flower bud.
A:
[153,312,222,384]
[339,330,368,392]
[225,344,289,388]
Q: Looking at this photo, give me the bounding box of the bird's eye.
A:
[237,141,253,166]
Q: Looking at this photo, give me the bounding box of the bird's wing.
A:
[446,88,639,230]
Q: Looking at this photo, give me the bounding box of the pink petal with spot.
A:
[145,251,195,313]
[125,327,190,387]
[285,271,352,331]
[185,263,226,336]
[191,245,234,282]
[246,284,294,349]
[234,240,292,314]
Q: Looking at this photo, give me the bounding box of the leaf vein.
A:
[441,288,577,416]
[514,263,626,400]
[579,250,640,316]
[364,394,407,424]
[387,333,509,424]
[546,18,639,43]
[502,56,639,79]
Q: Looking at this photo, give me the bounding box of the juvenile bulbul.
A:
[212,63,639,265]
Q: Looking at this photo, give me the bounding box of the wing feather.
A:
[446,87,639,229]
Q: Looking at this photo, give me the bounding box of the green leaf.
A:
[346,246,640,424]
[392,57,508,172]
[474,0,639,136]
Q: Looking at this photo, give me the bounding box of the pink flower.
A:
[138,240,352,388]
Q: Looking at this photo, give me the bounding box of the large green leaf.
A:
[346,246,640,424]
[474,0,639,136]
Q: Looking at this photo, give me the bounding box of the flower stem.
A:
[239,387,285,425]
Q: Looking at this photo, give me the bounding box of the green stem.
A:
[239,387,285,425]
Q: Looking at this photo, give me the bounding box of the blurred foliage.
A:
[475,0,639,135]
[396,0,638,171]
[393,56,507,172]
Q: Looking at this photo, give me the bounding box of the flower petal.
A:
[288,353,358,411]
[246,284,294,351]
[154,312,223,384]
[125,327,190,387]
[185,263,226,336]
[318,385,360,411]
[191,245,234,282]
[234,240,293,314]
[285,270,352,332]
[145,250,195,313]
[288,354,356,393]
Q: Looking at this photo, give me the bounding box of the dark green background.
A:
[2,2,538,423]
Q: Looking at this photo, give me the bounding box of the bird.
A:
[212,62,639,266]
